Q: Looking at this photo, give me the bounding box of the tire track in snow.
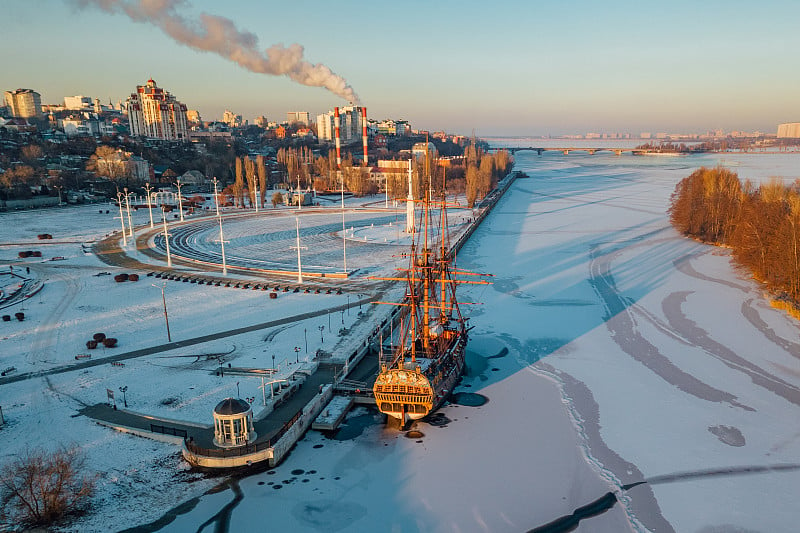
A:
[663,291,800,407]
[589,245,751,410]
[673,253,750,292]
[741,298,800,359]
[534,361,675,533]
[26,265,82,366]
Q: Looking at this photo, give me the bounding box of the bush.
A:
[18,251,31,258]
[113,273,128,282]
[0,446,96,527]
[128,273,139,282]
[86,340,97,349]
[14,312,24,321]
[1,315,10,322]
[92,333,106,342]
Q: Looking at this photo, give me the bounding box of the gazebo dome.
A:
[214,397,250,416]
[212,397,256,448]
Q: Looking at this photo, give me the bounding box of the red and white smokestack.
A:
[334,107,342,169]
[361,107,368,165]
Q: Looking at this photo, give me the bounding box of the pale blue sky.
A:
[3,0,797,135]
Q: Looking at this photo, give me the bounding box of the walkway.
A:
[79,362,340,449]
[0,297,373,387]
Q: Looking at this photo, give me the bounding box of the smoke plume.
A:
[73,0,359,103]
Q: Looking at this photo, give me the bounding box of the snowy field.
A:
[2,152,800,532]
[0,194,451,531]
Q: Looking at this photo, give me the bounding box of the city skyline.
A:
[3,0,798,136]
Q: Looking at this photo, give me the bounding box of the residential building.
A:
[4,88,42,118]
[186,110,202,124]
[95,149,151,182]
[316,106,365,143]
[777,123,800,138]
[254,115,269,128]
[125,79,189,142]
[61,113,114,137]
[287,111,310,126]
[222,110,243,127]
[375,119,409,137]
[189,130,232,142]
[64,95,93,110]
[412,142,437,159]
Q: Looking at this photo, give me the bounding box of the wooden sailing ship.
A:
[372,178,489,424]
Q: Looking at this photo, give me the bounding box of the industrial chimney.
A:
[334,107,342,169]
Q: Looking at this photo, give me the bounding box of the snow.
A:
[2,152,799,532]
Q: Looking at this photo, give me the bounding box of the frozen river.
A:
[126,148,800,532]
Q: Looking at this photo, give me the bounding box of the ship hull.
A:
[374,331,466,423]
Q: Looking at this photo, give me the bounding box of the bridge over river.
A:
[488,146,675,156]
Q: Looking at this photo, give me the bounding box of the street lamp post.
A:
[161,208,172,267]
[144,182,154,228]
[153,283,171,341]
[119,386,128,407]
[124,187,134,239]
[217,214,228,276]
[294,346,300,363]
[292,217,306,284]
[116,190,127,247]
[341,173,347,275]
[212,177,221,218]
[55,185,63,206]
[304,328,308,355]
[347,294,351,315]
[318,325,324,343]
[175,179,185,222]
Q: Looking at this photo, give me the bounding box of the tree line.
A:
[669,166,800,308]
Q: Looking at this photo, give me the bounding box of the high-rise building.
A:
[316,106,364,142]
[222,110,243,127]
[4,88,42,118]
[125,79,189,141]
[777,123,800,138]
[287,111,310,126]
[186,109,202,124]
[64,95,93,110]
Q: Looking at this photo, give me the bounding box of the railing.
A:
[184,438,272,458]
[184,410,303,459]
[150,424,188,439]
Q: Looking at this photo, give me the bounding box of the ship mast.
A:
[440,166,449,323]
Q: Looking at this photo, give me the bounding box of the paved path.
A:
[0,297,374,387]
[79,403,207,441]
[79,362,341,449]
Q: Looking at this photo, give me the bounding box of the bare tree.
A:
[465,163,479,208]
[257,154,267,205]
[233,157,244,207]
[244,156,256,207]
[86,145,133,187]
[0,446,96,527]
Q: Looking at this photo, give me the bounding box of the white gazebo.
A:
[212,397,256,447]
